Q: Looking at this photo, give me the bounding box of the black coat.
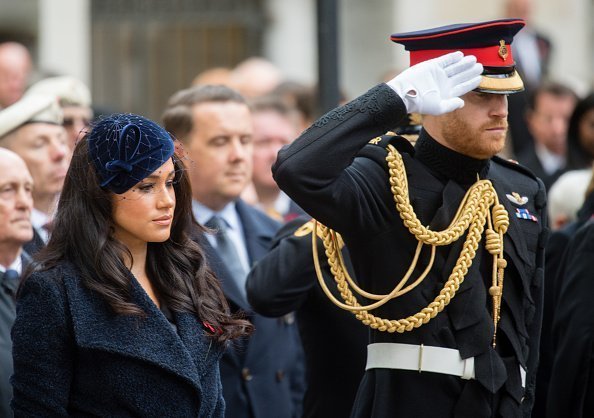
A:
[246,216,367,418]
[546,219,594,417]
[198,200,305,418]
[533,191,594,417]
[11,262,225,417]
[273,84,548,418]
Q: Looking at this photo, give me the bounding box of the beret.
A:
[87,113,175,194]
[26,76,91,107]
[0,94,63,139]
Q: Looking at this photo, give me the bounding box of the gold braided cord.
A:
[313,225,437,311]
[332,230,435,301]
[313,144,509,343]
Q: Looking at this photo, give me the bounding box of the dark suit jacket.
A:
[11,262,225,417]
[0,252,30,418]
[246,216,367,418]
[22,228,45,256]
[198,200,305,418]
[273,84,548,418]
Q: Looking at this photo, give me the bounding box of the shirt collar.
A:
[0,251,23,274]
[31,207,49,229]
[192,200,240,232]
[535,142,565,175]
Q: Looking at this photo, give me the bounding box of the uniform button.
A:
[241,368,253,381]
[276,370,285,382]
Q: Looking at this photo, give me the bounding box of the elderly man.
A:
[0,149,33,418]
[0,95,68,252]
[162,85,304,418]
[273,19,548,417]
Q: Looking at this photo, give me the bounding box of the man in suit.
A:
[0,148,34,417]
[503,0,553,157]
[162,85,305,418]
[0,94,68,253]
[516,82,577,190]
[273,19,548,417]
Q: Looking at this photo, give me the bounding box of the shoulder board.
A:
[366,132,415,155]
[491,155,539,181]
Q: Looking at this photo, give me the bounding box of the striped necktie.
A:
[205,216,247,298]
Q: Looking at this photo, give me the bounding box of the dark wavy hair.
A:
[27,137,252,343]
[567,92,594,169]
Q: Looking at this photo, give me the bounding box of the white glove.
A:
[387,51,483,115]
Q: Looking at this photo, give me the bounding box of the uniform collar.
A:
[414,129,490,187]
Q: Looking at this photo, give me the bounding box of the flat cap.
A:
[0,94,63,139]
[88,113,175,194]
[391,18,526,94]
[26,76,91,107]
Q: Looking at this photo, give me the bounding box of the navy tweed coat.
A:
[11,262,225,417]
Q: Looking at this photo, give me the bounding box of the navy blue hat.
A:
[391,18,525,94]
[87,113,175,194]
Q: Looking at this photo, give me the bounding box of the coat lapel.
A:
[175,311,222,379]
[63,269,203,393]
[235,200,275,267]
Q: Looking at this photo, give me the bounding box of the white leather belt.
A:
[366,343,527,388]
[366,343,476,380]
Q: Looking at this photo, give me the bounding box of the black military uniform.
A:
[273,19,547,418]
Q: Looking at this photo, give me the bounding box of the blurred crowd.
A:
[0,0,594,416]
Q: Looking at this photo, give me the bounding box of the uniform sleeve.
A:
[246,218,317,317]
[272,84,407,231]
[546,222,594,417]
[11,272,74,417]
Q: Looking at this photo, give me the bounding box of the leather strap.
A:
[366,342,476,380]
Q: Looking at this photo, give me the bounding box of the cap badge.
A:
[506,192,528,206]
[498,40,508,61]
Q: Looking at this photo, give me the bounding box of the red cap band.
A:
[410,44,515,68]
